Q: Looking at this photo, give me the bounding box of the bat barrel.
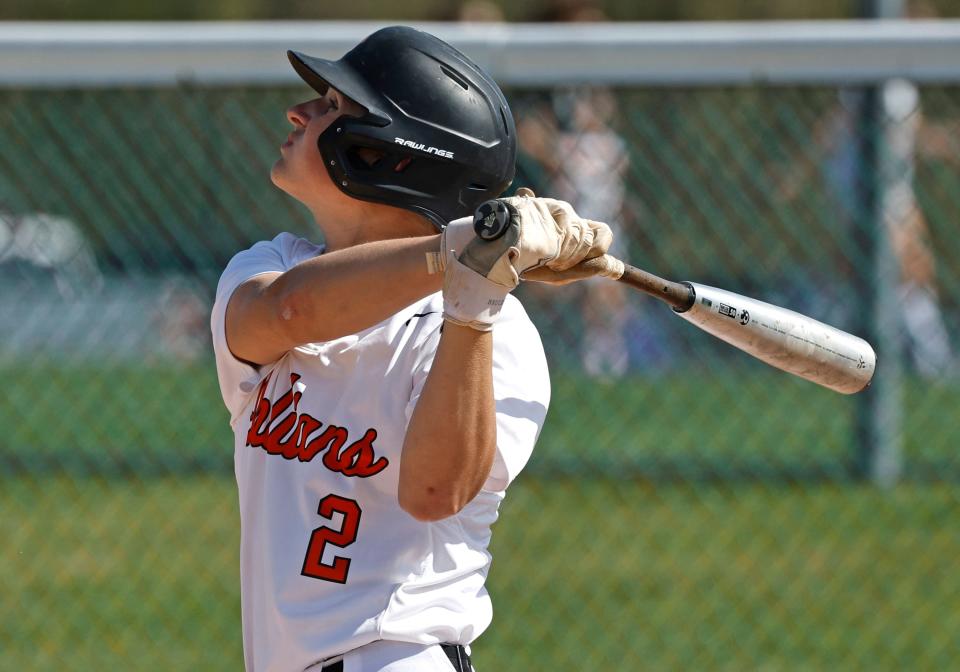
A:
[675,283,876,394]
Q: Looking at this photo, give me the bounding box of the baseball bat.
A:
[577,255,877,395]
[472,200,877,394]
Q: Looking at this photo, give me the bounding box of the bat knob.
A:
[473,200,516,241]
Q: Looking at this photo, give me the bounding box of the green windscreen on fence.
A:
[2,82,958,670]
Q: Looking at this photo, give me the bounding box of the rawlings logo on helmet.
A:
[394,137,455,159]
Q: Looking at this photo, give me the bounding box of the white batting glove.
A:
[426,209,522,331]
[439,253,513,331]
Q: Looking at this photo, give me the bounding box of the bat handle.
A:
[579,255,695,311]
[472,200,516,240]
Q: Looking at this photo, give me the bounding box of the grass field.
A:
[3,361,958,669]
[2,477,957,670]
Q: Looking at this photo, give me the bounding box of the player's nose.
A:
[286,101,311,128]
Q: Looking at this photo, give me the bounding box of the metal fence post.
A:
[854,0,905,486]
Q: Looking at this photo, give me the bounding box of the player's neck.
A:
[310,201,435,253]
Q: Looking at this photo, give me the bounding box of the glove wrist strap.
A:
[442,254,509,332]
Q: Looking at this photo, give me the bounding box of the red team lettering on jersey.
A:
[246,372,388,477]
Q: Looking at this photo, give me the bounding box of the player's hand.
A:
[522,254,625,286]
[436,211,520,332]
[466,187,615,285]
[500,187,613,273]
[432,188,616,329]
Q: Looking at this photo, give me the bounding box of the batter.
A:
[211,26,613,672]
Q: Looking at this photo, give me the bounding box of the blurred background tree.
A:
[3,0,957,21]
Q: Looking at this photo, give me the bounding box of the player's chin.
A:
[270,162,324,205]
[270,158,290,190]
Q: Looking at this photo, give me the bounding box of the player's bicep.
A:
[224,272,293,366]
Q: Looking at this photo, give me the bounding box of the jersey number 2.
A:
[301,494,362,584]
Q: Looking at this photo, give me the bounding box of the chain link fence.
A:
[3,30,960,670]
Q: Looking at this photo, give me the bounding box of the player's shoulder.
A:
[228,232,323,270]
[217,232,324,298]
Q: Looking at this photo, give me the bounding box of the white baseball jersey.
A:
[211,232,550,672]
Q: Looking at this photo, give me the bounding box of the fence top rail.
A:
[3,20,960,86]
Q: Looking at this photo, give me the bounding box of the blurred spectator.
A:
[883,78,956,378]
[778,0,958,378]
[536,0,607,22]
[155,279,210,362]
[555,87,632,378]
[456,0,504,22]
[515,0,636,379]
[778,81,958,378]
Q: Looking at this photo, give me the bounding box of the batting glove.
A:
[428,188,617,330]
[479,187,615,281]
[430,211,518,331]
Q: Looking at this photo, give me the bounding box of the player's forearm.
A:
[270,235,442,343]
[398,324,497,522]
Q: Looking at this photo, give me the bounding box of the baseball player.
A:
[211,26,614,672]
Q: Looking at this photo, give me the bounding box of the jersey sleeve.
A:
[210,233,324,425]
[404,295,550,492]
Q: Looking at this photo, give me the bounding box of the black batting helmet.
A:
[287,26,517,229]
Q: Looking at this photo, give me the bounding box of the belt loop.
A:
[440,643,471,672]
